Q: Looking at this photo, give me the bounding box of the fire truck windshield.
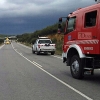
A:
[67,17,76,33]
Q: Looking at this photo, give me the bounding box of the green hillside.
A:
[0,34,7,44]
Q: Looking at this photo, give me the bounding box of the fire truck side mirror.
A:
[67,17,69,20]
[58,23,62,29]
[59,18,62,22]
[58,18,62,34]
[58,23,62,34]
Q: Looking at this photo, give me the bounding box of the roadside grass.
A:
[0,43,4,46]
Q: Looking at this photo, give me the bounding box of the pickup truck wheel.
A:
[32,48,35,54]
[36,48,40,55]
[51,52,55,55]
[36,51,40,55]
[70,55,84,79]
[33,51,35,54]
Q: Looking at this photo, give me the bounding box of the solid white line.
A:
[12,44,42,68]
[0,44,5,49]
[11,43,93,100]
[52,55,62,59]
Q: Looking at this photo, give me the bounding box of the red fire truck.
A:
[58,3,100,79]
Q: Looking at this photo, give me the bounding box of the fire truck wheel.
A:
[70,55,84,79]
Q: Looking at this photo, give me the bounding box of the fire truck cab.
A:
[58,3,100,79]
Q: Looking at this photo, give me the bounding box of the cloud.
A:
[0,0,61,18]
[0,0,95,18]
[0,0,96,35]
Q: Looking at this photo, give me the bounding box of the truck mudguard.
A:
[67,44,86,58]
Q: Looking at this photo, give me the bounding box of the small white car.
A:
[32,37,56,55]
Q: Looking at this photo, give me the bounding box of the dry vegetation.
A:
[48,34,64,55]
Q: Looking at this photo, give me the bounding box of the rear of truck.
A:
[37,39,56,55]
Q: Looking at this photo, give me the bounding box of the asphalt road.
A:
[0,42,100,100]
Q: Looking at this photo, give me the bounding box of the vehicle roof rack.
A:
[38,37,49,39]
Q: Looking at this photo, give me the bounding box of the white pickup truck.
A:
[32,37,56,55]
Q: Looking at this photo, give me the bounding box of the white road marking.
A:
[33,61,42,68]
[14,49,17,51]
[12,43,93,100]
[19,53,23,55]
[52,55,62,59]
[0,44,5,49]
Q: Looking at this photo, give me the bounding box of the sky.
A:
[0,0,96,35]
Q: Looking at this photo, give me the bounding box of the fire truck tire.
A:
[70,55,84,79]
